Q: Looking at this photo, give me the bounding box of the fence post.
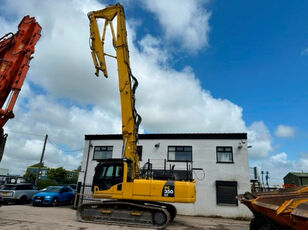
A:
[74,181,82,208]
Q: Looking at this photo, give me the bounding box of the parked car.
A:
[32,185,75,206]
[68,184,77,191]
[0,183,39,204]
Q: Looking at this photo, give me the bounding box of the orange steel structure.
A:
[238,186,308,230]
[0,16,41,161]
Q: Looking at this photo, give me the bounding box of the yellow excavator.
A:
[77,3,196,228]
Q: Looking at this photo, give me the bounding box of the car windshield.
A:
[2,185,17,190]
[44,187,61,193]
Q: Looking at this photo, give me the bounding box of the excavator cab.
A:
[92,159,132,192]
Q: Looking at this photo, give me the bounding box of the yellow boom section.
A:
[88,4,141,179]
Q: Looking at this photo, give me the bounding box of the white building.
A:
[78,133,252,218]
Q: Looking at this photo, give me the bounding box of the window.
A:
[216,181,238,206]
[137,146,143,161]
[168,146,192,162]
[95,164,123,190]
[93,146,113,160]
[61,187,70,193]
[216,146,233,163]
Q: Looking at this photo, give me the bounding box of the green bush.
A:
[37,179,58,190]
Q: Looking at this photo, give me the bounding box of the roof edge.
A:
[85,133,247,140]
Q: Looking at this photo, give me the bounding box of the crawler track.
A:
[77,200,173,229]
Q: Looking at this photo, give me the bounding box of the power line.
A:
[6,129,83,153]
[47,138,83,153]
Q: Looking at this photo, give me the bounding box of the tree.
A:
[47,167,68,184]
[37,179,58,189]
[23,170,36,183]
[30,162,45,167]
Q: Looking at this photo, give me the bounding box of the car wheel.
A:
[51,197,58,207]
[19,196,27,205]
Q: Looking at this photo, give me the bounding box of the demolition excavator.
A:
[0,16,41,162]
[77,3,196,228]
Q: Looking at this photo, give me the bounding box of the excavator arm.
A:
[0,16,41,161]
[88,4,141,179]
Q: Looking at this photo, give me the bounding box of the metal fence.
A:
[74,182,101,208]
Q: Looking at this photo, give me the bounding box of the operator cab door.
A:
[93,163,123,195]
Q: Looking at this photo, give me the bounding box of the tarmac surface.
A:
[0,204,250,230]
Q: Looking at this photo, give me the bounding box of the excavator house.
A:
[77,3,197,229]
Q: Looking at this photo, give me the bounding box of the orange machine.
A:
[0,16,41,161]
[238,186,308,230]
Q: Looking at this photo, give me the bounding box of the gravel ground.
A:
[0,204,250,230]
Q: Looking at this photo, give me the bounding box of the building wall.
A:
[284,173,308,186]
[78,136,252,218]
[0,168,9,176]
[27,167,48,180]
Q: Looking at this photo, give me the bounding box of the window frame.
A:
[167,146,192,162]
[216,181,238,206]
[93,146,113,161]
[216,146,234,164]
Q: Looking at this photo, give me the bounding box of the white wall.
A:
[78,136,252,218]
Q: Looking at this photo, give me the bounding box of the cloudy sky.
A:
[0,0,307,185]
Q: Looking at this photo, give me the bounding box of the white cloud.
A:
[141,0,211,53]
[0,0,273,175]
[251,152,308,185]
[247,121,273,159]
[0,83,122,174]
[275,125,295,138]
[270,152,288,164]
[301,48,308,56]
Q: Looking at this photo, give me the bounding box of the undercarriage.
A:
[77,200,177,229]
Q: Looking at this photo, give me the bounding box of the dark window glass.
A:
[137,146,143,161]
[216,146,233,163]
[62,187,70,192]
[24,185,33,190]
[16,185,25,190]
[216,181,238,205]
[168,146,192,162]
[93,146,113,160]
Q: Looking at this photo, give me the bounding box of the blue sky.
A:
[201,1,308,161]
[0,0,307,184]
[124,0,308,162]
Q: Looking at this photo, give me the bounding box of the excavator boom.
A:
[88,4,141,178]
[0,16,41,161]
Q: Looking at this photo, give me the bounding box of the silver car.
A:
[0,183,38,204]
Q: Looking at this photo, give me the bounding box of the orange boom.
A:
[0,16,41,161]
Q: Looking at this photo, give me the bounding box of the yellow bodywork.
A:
[93,179,196,203]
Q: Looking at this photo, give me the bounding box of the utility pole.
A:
[266,171,270,189]
[35,134,48,186]
[261,171,264,191]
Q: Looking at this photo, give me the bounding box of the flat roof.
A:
[285,172,308,178]
[85,133,247,140]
